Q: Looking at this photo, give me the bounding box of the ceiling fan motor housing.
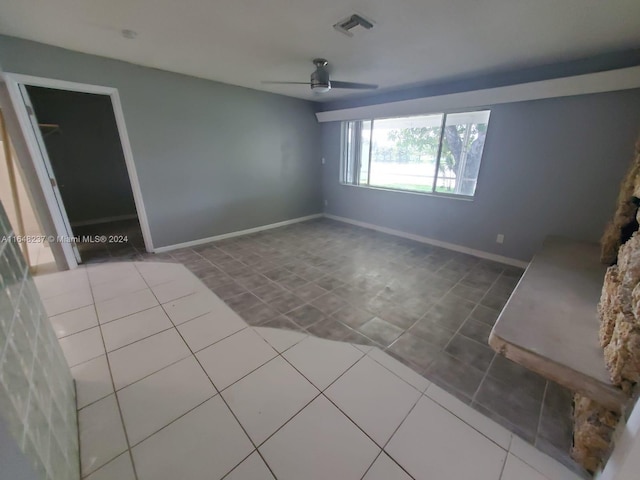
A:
[311,59,331,92]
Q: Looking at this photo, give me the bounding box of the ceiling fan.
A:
[262,58,378,94]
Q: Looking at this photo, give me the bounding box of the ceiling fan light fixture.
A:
[310,60,331,92]
[311,82,331,93]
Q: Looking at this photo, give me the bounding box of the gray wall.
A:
[26,86,137,226]
[0,35,322,248]
[322,89,640,261]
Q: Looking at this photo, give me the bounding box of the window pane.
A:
[344,121,356,184]
[439,110,490,196]
[368,114,443,193]
[358,120,373,184]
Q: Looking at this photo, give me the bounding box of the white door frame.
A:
[17,83,82,264]
[1,72,154,267]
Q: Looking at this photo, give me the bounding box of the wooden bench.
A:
[489,236,628,411]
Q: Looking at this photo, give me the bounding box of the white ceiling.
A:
[1,0,639,102]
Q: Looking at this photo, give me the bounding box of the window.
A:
[341,110,491,197]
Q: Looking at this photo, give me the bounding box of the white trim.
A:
[339,182,474,201]
[70,213,138,227]
[2,75,78,267]
[316,66,640,122]
[597,399,640,480]
[17,82,82,264]
[3,73,117,96]
[1,72,155,260]
[109,88,154,252]
[153,214,324,253]
[324,214,529,268]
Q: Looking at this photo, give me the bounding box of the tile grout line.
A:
[382,256,487,351]
[466,269,507,403]
[125,394,218,450]
[356,387,423,480]
[96,302,159,327]
[222,276,376,344]
[377,260,502,394]
[170,329,281,479]
[440,264,505,353]
[247,351,378,471]
[83,268,140,480]
[212,238,434,344]
[114,351,192,393]
[467,270,548,446]
[266,341,423,478]
[471,353,499,406]
[82,273,420,479]
[497,445,510,480]
[136,263,282,480]
[44,298,95,319]
[99,289,245,356]
[213,335,364,458]
[145,236,507,370]
[423,385,514,451]
[361,348,430,394]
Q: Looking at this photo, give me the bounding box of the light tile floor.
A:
[36,261,582,480]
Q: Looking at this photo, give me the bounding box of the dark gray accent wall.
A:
[321,89,640,261]
[26,86,137,226]
[0,35,322,248]
[319,48,640,112]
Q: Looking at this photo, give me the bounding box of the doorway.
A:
[25,86,145,263]
[2,74,153,268]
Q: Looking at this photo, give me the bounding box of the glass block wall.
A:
[0,200,79,480]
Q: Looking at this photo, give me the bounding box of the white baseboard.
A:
[324,214,529,268]
[152,211,529,267]
[153,213,324,253]
[71,214,138,227]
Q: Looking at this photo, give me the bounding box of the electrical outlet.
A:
[496,234,504,244]
[321,157,326,165]
[324,199,328,206]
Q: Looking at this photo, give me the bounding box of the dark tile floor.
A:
[75,218,578,473]
[75,218,146,263]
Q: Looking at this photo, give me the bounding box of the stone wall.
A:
[572,395,620,473]
[600,137,640,390]
[573,136,640,473]
[600,137,640,265]
[602,233,640,391]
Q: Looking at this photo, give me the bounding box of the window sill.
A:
[338,183,475,201]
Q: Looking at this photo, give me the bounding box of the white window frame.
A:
[340,109,491,199]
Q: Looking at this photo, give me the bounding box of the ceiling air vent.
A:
[333,14,374,37]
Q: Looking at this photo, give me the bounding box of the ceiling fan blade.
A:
[261,81,312,85]
[330,80,378,90]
